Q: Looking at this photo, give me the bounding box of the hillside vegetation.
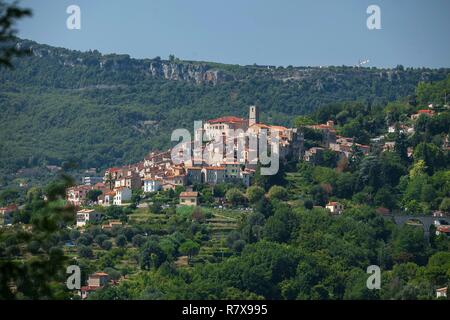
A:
[1,59,450,301]
[0,39,449,177]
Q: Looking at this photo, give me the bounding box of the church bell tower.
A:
[249,105,259,126]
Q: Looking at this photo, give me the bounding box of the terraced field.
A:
[127,206,244,265]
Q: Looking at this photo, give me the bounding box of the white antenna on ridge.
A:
[356,59,370,67]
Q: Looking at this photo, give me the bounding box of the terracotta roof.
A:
[309,124,335,131]
[143,177,162,181]
[91,272,109,277]
[417,109,434,114]
[0,204,18,211]
[77,209,96,214]
[180,192,199,197]
[207,116,247,124]
[376,207,390,215]
[165,174,186,179]
[205,166,225,170]
[80,286,100,292]
[270,125,288,131]
[249,123,271,129]
[437,225,450,233]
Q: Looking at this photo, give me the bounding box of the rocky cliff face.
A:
[16,39,234,85]
[148,61,234,85]
[12,39,450,90]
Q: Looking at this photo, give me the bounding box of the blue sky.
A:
[15,0,450,68]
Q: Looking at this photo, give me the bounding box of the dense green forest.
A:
[1,39,449,179]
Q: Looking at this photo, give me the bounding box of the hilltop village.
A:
[55,102,449,299]
[63,105,447,211]
[1,96,449,300]
[66,106,304,207]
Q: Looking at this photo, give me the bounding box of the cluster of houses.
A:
[303,105,449,165]
[66,106,304,208]
[372,106,449,156]
[303,120,370,164]
[63,104,450,218]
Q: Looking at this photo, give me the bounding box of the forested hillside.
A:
[3,76,449,300]
[0,39,449,175]
[1,39,450,301]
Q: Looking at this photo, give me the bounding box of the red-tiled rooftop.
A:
[68,185,92,191]
[309,124,336,131]
[207,116,247,124]
[180,192,199,197]
[437,225,450,233]
[270,125,289,131]
[91,272,109,277]
[417,109,434,114]
[249,123,271,129]
[0,204,18,211]
[80,286,100,292]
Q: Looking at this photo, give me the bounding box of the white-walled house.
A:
[76,209,102,228]
[143,178,162,193]
[326,202,344,215]
[113,187,132,205]
[98,191,115,207]
[436,287,447,299]
[78,272,109,299]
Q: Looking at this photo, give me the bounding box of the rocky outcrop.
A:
[18,39,234,85]
[149,61,233,85]
[12,39,450,89]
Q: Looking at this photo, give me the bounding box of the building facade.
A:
[179,192,199,206]
[143,178,162,193]
[76,209,102,228]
